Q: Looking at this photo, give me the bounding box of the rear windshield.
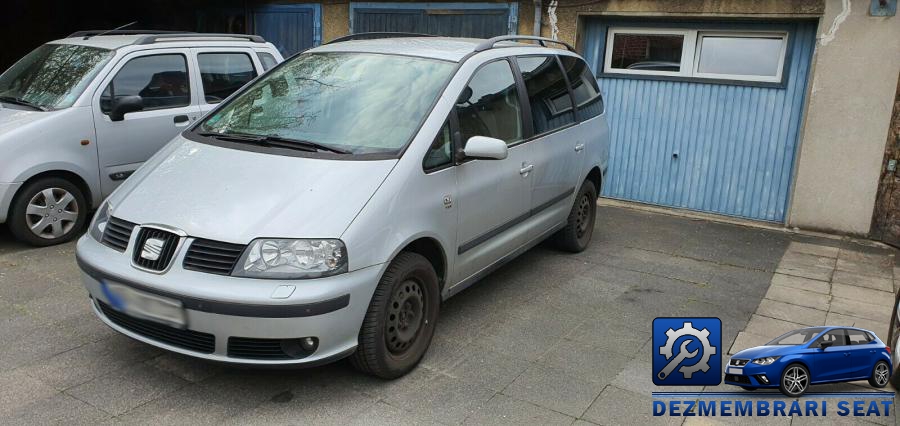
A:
[766,327,827,345]
[198,52,455,156]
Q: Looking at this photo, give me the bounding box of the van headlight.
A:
[234,239,347,279]
[89,201,111,242]
[752,356,780,365]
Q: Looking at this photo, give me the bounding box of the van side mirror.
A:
[819,341,834,349]
[109,95,144,122]
[463,136,508,160]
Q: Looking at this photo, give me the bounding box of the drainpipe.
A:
[533,0,542,36]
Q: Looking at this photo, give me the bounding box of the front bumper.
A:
[76,234,383,365]
[0,182,22,223]
[723,361,780,388]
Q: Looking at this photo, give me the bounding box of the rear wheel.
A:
[350,252,440,379]
[553,179,597,252]
[8,177,88,246]
[779,363,809,397]
[869,360,890,388]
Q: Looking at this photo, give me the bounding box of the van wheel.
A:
[869,360,890,388]
[553,179,597,253]
[8,177,88,246]
[779,363,809,397]
[350,252,440,379]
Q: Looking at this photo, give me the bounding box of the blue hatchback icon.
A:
[725,326,892,396]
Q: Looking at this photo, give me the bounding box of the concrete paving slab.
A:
[832,269,893,292]
[836,258,892,279]
[839,249,894,266]
[788,241,840,258]
[774,263,834,282]
[744,315,807,339]
[763,284,830,311]
[755,299,827,326]
[444,344,529,392]
[825,312,890,339]
[462,393,575,425]
[830,283,894,307]
[829,297,892,324]
[610,361,704,397]
[770,273,830,294]
[348,401,444,426]
[582,385,682,426]
[504,363,605,418]
[729,331,773,355]
[64,363,188,416]
[383,374,496,425]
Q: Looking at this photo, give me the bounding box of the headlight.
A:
[234,239,347,279]
[88,200,111,242]
[752,356,780,365]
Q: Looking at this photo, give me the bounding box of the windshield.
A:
[0,43,113,110]
[198,52,455,155]
[766,327,827,346]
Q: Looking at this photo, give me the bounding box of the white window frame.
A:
[603,27,789,83]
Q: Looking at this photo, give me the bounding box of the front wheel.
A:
[350,252,440,379]
[779,363,810,397]
[869,360,890,388]
[8,177,88,246]
[553,179,597,253]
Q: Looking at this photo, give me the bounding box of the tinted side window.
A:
[848,330,872,345]
[101,54,189,113]
[198,53,257,103]
[517,56,575,135]
[816,329,848,347]
[456,60,523,146]
[258,52,279,71]
[559,55,604,120]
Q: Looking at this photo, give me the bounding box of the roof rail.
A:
[326,32,438,45]
[474,35,575,53]
[135,33,266,45]
[68,30,186,39]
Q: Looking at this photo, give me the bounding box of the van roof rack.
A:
[68,30,186,39]
[474,35,575,53]
[135,33,266,45]
[326,32,438,44]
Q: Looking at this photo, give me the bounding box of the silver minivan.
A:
[76,35,610,378]
[0,31,282,245]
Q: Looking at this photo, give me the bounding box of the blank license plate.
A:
[102,281,186,328]
[729,367,743,375]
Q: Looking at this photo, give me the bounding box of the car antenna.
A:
[84,21,137,40]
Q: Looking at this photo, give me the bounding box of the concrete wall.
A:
[788,0,900,235]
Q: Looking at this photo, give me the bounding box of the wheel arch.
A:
[9,169,95,215]
[394,236,448,292]
[585,166,603,198]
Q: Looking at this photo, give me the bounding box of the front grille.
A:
[97,300,214,353]
[132,227,180,271]
[183,239,245,275]
[228,337,312,360]
[101,216,137,252]
[730,359,749,366]
[725,374,751,384]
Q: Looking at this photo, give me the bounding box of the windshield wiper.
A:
[0,96,47,111]
[198,132,350,154]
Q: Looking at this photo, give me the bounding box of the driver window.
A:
[100,54,190,113]
[455,60,523,147]
[815,329,848,347]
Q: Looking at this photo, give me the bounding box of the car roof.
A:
[309,37,573,62]
[49,34,268,51]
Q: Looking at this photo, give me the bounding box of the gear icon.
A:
[658,322,716,379]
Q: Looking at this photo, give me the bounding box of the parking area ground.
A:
[0,204,896,425]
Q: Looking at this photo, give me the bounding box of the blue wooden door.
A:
[252,4,322,57]
[350,2,518,38]
[581,20,817,222]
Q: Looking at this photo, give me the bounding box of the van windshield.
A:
[198,52,455,155]
[0,44,113,110]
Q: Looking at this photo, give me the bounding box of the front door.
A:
[811,329,851,382]
[92,50,201,197]
[452,59,533,283]
[871,77,900,246]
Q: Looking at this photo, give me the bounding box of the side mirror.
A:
[463,136,508,160]
[109,95,144,122]
[819,341,834,349]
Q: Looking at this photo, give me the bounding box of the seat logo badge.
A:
[652,318,721,386]
[140,238,165,261]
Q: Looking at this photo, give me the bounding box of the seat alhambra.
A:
[76,34,610,378]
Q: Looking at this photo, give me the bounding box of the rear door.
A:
[846,329,879,379]
[190,48,261,116]
[92,49,201,196]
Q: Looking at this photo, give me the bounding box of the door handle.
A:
[574,143,585,152]
[173,115,190,124]
[844,353,850,357]
[519,163,534,175]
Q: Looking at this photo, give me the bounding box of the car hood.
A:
[111,137,398,244]
[731,345,799,360]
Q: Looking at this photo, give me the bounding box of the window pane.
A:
[258,52,278,71]
[847,330,871,345]
[456,60,523,146]
[697,36,784,77]
[609,33,683,71]
[102,54,189,113]
[517,56,574,134]
[559,55,604,120]
[198,53,257,103]
[424,120,453,170]
[817,329,848,347]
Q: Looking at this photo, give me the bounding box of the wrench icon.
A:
[657,339,698,380]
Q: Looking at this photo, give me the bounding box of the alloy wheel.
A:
[875,362,889,386]
[25,188,79,239]
[385,279,425,355]
[783,365,808,395]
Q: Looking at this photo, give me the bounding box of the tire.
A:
[553,179,597,253]
[740,386,757,391]
[8,177,88,246]
[350,252,440,379]
[779,363,810,397]
[869,360,890,388]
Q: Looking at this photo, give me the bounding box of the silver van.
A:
[0,31,282,245]
[75,35,610,378]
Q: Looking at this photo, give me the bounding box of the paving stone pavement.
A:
[0,205,896,425]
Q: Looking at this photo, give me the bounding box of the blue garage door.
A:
[350,2,518,38]
[581,20,816,222]
[252,4,322,57]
